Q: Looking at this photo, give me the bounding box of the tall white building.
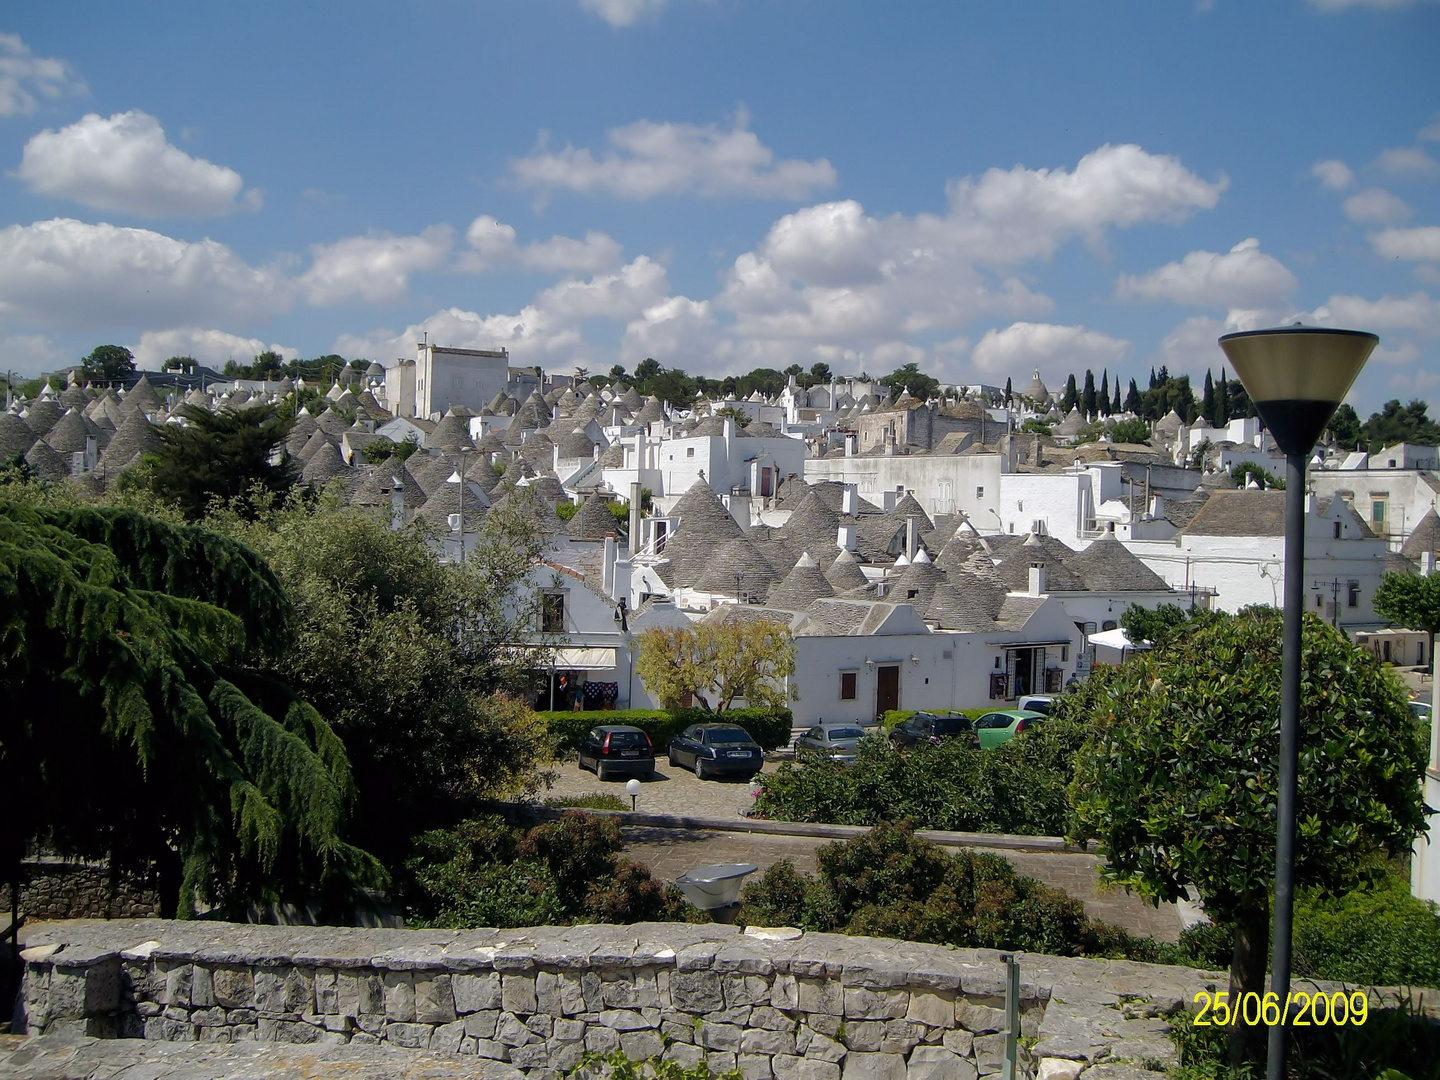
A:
[392,342,510,420]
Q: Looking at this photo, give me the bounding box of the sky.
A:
[0,0,1437,413]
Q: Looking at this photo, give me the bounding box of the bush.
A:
[738,821,1112,958]
[1292,873,1440,987]
[752,715,1089,836]
[405,811,697,928]
[544,792,628,811]
[537,707,793,754]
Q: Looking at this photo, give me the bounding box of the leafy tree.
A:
[146,404,296,519]
[81,344,136,384]
[0,499,382,918]
[633,357,662,386]
[1373,570,1440,673]
[1020,418,1052,436]
[1061,374,1079,413]
[162,355,194,372]
[251,350,285,379]
[783,363,803,378]
[1231,461,1283,490]
[1124,378,1141,415]
[809,361,832,384]
[1106,417,1150,445]
[635,620,796,711]
[1081,370,1097,417]
[361,438,398,463]
[1325,403,1362,451]
[1118,602,1193,646]
[1187,437,1213,472]
[206,494,553,867]
[1361,399,1440,451]
[714,405,751,428]
[880,363,939,402]
[392,433,420,462]
[608,364,627,382]
[1069,608,1427,1064]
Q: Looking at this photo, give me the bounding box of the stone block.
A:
[708,1052,739,1074]
[775,1056,842,1080]
[163,1005,190,1022]
[163,963,194,1007]
[382,972,415,1022]
[226,1008,258,1025]
[585,1025,620,1054]
[905,990,955,1029]
[283,968,314,1014]
[600,974,639,1009]
[672,970,725,1012]
[940,1029,975,1056]
[144,1015,197,1041]
[805,1030,847,1063]
[190,966,215,1008]
[700,1021,743,1051]
[880,1020,925,1055]
[632,969,662,1009]
[213,966,254,1009]
[845,987,909,1020]
[314,970,339,1015]
[199,1024,233,1042]
[547,1040,587,1072]
[973,1032,1007,1072]
[622,1029,665,1060]
[453,972,502,1013]
[535,970,561,1015]
[752,1005,797,1031]
[842,1020,884,1052]
[432,1018,467,1054]
[45,969,87,1020]
[414,973,456,1023]
[772,973,799,1010]
[907,1046,976,1080]
[465,1010,500,1039]
[837,1052,905,1080]
[663,1019,696,1045]
[498,1012,537,1047]
[956,997,1006,1034]
[258,1017,325,1044]
[739,1053,775,1080]
[743,1026,797,1056]
[601,1007,656,1031]
[254,968,286,1014]
[509,1043,552,1069]
[798,978,844,1016]
[581,970,604,1012]
[558,972,587,1015]
[1037,1059,1084,1080]
[385,1021,433,1049]
[553,1017,584,1042]
[191,1006,227,1027]
[525,1013,553,1039]
[665,1043,706,1068]
[726,973,772,1008]
[474,1037,510,1060]
[502,974,537,1014]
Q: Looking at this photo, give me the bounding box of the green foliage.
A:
[577,1048,743,1080]
[1292,871,1440,987]
[1187,437,1213,471]
[1361,398,1440,451]
[738,821,1115,958]
[752,714,1090,835]
[1106,417,1151,445]
[635,621,797,711]
[206,494,554,868]
[80,344,136,383]
[1119,602,1196,647]
[391,433,420,462]
[360,438,397,463]
[537,707,794,753]
[405,812,697,928]
[0,500,381,918]
[147,403,296,519]
[880,363,939,402]
[1374,570,1440,669]
[713,405,751,428]
[1230,460,1283,489]
[544,792,628,810]
[1020,419,1052,436]
[1327,402,1363,451]
[554,500,580,521]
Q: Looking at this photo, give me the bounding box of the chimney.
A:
[1025,533,1046,596]
[629,481,642,556]
[1423,551,1435,577]
[613,557,633,606]
[84,435,97,471]
[603,536,616,597]
[845,433,857,456]
[389,486,405,531]
[842,483,858,516]
[723,417,735,441]
[906,516,917,560]
[636,429,646,469]
[837,520,857,552]
[1148,494,1165,520]
[1031,434,1043,468]
[882,489,898,513]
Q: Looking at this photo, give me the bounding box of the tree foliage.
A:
[635,620,796,711]
[1105,417,1151,445]
[146,404,296,519]
[1230,460,1283,490]
[1373,570,1440,671]
[1360,398,1440,451]
[1068,607,1426,1060]
[0,499,381,918]
[80,344,136,384]
[880,363,939,402]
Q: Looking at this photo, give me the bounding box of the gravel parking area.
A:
[536,755,777,818]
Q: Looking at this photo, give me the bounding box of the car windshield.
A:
[706,728,753,744]
[1026,700,1054,716]
[606,731,649,749]
[827,727,865,740]
[932,716,971,735]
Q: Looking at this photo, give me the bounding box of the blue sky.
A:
[1,0,1437,412]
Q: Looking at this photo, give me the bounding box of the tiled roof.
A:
[1181,490,1287,537]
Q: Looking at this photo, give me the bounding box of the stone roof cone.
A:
[766,552,835,610]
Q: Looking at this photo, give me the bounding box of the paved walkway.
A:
[541,757,768,818]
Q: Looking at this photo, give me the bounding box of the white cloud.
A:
[1115,238,1297,306]
[132,328,298,369]
[1312,159,1355,190]
[0,333,62,377]
[621,295,716,364]
[0,32,84,117]
[533,257,669,321]
[1421,115,1440,142]
[1369,341,1421,366]
[1374,147,1440,178]
[1306,0,1435,9]
[299,226,453,305]
[1343,187,1411,225]
[578,0,667,27]
[1309,291,1440,335]
[15,111,259,217]
[0,218,290,328]
[1370,226,1440,261]
[970,322,1129,384]
[510,110,837,200]
[461,215,623,274]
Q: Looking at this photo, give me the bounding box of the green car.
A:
[973,709,1045,750]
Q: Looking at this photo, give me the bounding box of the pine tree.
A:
[149,404,297,520]
[1125,379,1141,415]
[1061,374,1079,413]
[1081,370,1097,417]
[1202,370,1216,426]
[1098,371,1111,416]
[0,499,383,918]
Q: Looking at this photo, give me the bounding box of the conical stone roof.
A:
[25,439,70,481]
[694,538,781,596]
[125,376,163,412]
[430,410,476,452]
[416,483,487,532]
[780,491,840,549]
[568,494,622,540]
[298,428,334,463]
[657,479,746,585]
[301,440,349,488]
[23,399,63,437]
[824,548,869,591]
[315,409,350,437]
[767,552,835,609]
[45,408,92,455]
[100,410,162,468]
[893,492,934,533]
[0,412,36,458]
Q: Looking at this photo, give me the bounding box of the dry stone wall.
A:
[1,858,161,922]
[14,918,1225,1079]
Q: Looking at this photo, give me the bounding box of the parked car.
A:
[1411,700,1433,722]
[795,723,868,764]
[668,723,765,780]
[972,710,1045,750]
[577,725,655,781]
[888,711,979,751]
[1015,694,1056,716]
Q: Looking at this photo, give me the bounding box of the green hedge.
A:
[880,708,990,731]
[537,707,793,753]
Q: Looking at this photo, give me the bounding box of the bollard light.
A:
[625,777,641,811]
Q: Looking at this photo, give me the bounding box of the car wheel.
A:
[695,759,711,781]
[597,762,609,782]
[644,767,656,781]
[668,749,678,767]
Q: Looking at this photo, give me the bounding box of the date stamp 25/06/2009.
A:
[1193,990,1369,1027]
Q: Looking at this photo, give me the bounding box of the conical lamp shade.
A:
[1218,326,1377,456]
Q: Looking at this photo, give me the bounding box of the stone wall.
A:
[1,858,161,922]
[9,918,1269,1079]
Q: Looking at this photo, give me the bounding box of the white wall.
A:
[804,454,1004,521]
[415,346,510,420]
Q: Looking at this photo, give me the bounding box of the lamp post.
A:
[1218,325,1377,1078]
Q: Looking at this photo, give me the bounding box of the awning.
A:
[549,647,618,670]
[1089,628,1143,651]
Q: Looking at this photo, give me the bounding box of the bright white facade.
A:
[804,452,1005,523]
[403,343,511,421]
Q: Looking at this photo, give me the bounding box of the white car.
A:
[1016,694,1057,716]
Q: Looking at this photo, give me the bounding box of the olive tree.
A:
[635,618,796,711]
[1068,607,1426,1063]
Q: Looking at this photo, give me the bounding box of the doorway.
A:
[875,665,900,716]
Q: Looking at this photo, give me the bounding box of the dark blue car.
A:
[667,723,764,781]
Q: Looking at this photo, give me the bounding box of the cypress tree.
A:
[1081,370,1097,417]
[1149,367,1159,390]
[1202,370,1216,426]
[1004,377,1013,405]
[0,500,382,918]
[1125,378,1141,415]
[1217,367,1231,424]
[1099,371,1111,416]
[1111,382,1121,414]
[1061,374,1079,413]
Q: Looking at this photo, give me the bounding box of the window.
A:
[1373,500,1386,524]
[840,671,857,700]
[1348,580,1360,608]
[1060,645,1069,662]
[687,447,695,458]
[1102,620,1117,631]
[976,486,984,499]
[541,591,565,632]
[1333,521,1342,539]
[1316,594,1324,609]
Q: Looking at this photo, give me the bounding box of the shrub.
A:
[544,792,628,810]
[537,707,793,754]
[1292,872,1440,988]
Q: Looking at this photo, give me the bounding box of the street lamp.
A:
[1218,325,1377,1078]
